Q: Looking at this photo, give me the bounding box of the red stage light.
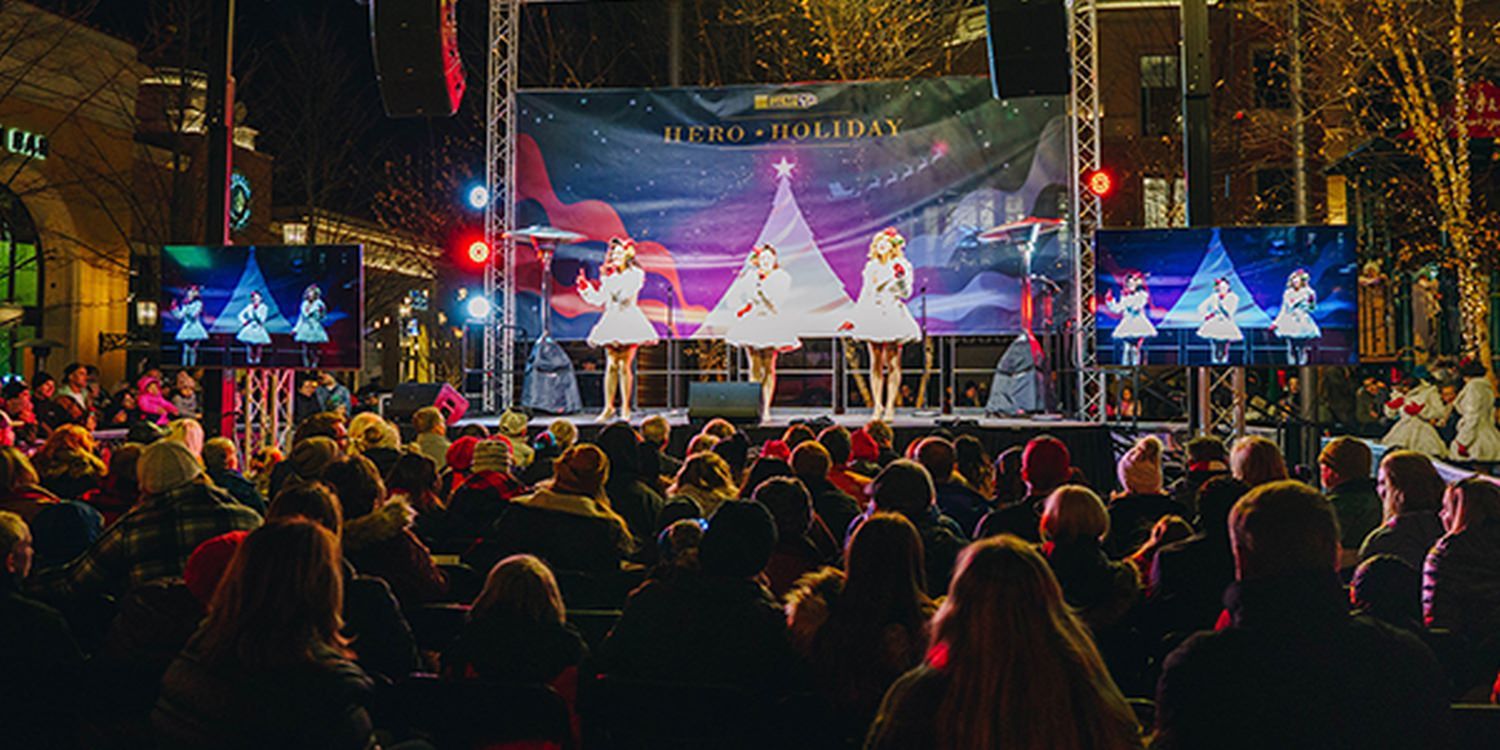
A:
[1084,169,1114,198]
[466,240,491,265]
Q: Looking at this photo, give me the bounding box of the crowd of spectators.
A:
[2,374,1498,748]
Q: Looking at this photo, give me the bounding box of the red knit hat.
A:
[849,428,879,463]
[184,530,249,605]
[446,436,480,472]
[760,439,791,462]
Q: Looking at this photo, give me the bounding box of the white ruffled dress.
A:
[1272,286,1320,340]
[581,265,659,348]
[1108,289,1157,339]
[1197,291,1243,342]
[725,268,801,351]
[1381,382,1449,457]
[174,299,208,342]
[292,299,329,343]
[848,258,920,344]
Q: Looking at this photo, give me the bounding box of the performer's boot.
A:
[598,358,618,421]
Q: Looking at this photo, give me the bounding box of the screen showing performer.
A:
[160,244,364,370]
[577,237,658,421]
[1095,226,1357,366]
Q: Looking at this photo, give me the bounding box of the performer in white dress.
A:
[292,284,329,368]
[1272,268,1320,365]
[1104,272,1156,366]
[172,285,208,367]
[576,237,657,421]
[841,227,919,420]
[1450,360,1500,461]
[236,290,271,365]
[1381,375,1449,457]
[725,244,800,421]
[1196,277,1242,365]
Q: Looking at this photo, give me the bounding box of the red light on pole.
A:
[467,239,491,265]
[1084,169,1114,198]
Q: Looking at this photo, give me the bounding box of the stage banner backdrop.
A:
[514,77,1071,341]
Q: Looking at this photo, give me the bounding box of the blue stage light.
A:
[465,294,492,321]
[466,185,489,209]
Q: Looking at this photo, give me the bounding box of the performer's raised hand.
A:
[575,269,589,290]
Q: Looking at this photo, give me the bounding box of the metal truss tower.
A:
[483,0,522,413]
[1069,0,1105,422]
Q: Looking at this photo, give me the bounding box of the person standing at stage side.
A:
[171,286,209,367]
[725,244,800,422]
[1104,272,1156,366]
[577,237,658,422]
[1272,268,1320,365]
[1196,277,1242,365]
[292,284,329,369]
[236,290,272,365]
[842,227,919,421]
[1450,359,1500,462]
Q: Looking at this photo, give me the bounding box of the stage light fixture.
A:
[466,185,489,209]
[467,239,492,265]
[1084,169,1114,198]
[466,294,492,321]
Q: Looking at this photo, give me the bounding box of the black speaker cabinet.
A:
[688,382,761,422]
[386,382,470,426]
[369,0,466,117]
[985,0,1070,99]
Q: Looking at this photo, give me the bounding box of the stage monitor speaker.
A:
[985,0,1070,99]
[369,0,466,117]
[386,382,470,427]
[688,382,761,422]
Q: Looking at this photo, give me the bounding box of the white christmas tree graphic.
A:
[696,158,855,338]
[210,246,293,334]
[1161,228,1273,329]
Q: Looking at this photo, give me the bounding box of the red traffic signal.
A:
[1084,169,1114,198]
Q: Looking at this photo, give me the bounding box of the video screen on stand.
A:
[160,244,364,370]
[1094,226,1358,367]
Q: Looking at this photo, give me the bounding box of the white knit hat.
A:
[138,440,205,495]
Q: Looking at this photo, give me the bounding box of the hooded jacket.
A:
[343,497,449,607]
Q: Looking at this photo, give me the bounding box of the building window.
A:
[282,222,308,245]
[1254,168,1296,224]
[0,187,41,377]
[1140,54,1180,136]
[1253,48,1291,109]
[1142,176,1186,228]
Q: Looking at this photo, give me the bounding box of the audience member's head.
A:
[267,482,342,543]
[712,431,751,480]
[552,444,609,500]
[1040,485,1110,545]
[953,435,990,488]
[992,446,1024,503]
[869,459,936,522]
[740,456,793,499]
[549,419,578,451]
[0,445,39,493]
[781,424,816,449]
[1350,554,1421,626]
[0,509,33,582]
[1196,475,1249,539]
[249,445,284,478]
[670,451,736,499]
[818,426,854,467]
[166,419,205,457]
[1229,480,1339,580]
[104,443,143,496]
[471,437,513,476]
[864,419,894,449]
[349,412,397,454]
[1184,435,1229,468]
[445,436,479,474]
[698,500,776,579]
[640,415,670,447]
[596,422,644,485]
[1116,435,1164,495]
[138,440,206,496]
[701,418,736,441]
[843,511,929,608]
[1440,476,1500,535]
[471,554,565,626]
[849,428,880,466]
[292,412,348,448]
[1318,437,1372,492]
[656,519,705,571]
[386,450,441,502]
[753,476,812,541]
[497,410,529,442]
[413,407,445,436]
[320,454,386,520]
[183,530,250,605]
[914,437,958,484]
[928,535,1137,748]
[287,437,342,485]
[202,437,239,475]
[789,441,833,484]
[686,433,720,455]
[758,439,791,463]
[1021,436,1071,496]
[1230,436,1289,488]
[197,519,347,668]
[1377,450,1444,520]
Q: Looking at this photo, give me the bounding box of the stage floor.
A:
[454,407,1098,432]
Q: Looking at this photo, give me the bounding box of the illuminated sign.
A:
[229,171,252,232]
[4,127,47,160]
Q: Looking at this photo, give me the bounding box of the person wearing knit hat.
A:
[1102,436,1188,558]
[854,458,966,596]
[285,437,341,488]
[440,435,480,497]
[848,427,881,476]
[549,419,578,451]
[600,497,806,693]
[498,410,534,471]
[139,439,207,496]
[445,436,527,541]
[1319,436,1381,564]
[184,530,248,605]
[759,439,792,463]
[494,444,632,572]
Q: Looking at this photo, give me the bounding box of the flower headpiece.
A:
[607,237,638,266]
[869,226,907,260]
[1288,268,1310,285]
[749,243,778,267]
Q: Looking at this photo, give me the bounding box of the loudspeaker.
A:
[386,382,470,426]
[688,382,761,422]
[985,0,1070,99]
[369,0,466,117]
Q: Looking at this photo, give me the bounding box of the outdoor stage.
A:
[455,407,1118,489]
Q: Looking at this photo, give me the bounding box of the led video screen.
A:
[1095,226,1357,366]
[160,245,364,370]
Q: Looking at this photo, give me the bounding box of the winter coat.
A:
[1423,519,1500,640]
[487,487,632,573]
[208,468,266,516]
[1145,530,1237,637]
[933,480,989,539]
[605,478,666,556]
[0,577,85,746]
[1104,492,1189,559]
[974,494,1046,543]
[1360,511,1446,571]
[153,637,375,750]
[1154,572,1449,750]
[1042,540,1141,633]
[343,497,449,607]
[799,475,861,546]
[442,611,587,685]
[1327,477,1382,551]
